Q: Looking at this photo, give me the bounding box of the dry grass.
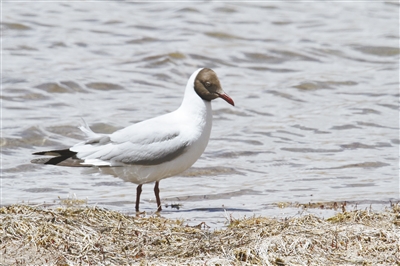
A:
[1,202,399,265]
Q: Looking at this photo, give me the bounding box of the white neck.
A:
[175,68,213,144]
[179,68,212,115]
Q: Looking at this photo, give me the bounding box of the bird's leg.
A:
[154,181,162,212]
[135,184,142,212]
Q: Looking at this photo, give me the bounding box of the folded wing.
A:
[33,116,189,167]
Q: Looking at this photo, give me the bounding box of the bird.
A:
[32,68,234,212]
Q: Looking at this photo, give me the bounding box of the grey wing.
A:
[71,131,189,166]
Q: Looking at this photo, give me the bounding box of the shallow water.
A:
[2,2,399,228]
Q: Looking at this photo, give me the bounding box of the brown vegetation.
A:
[1,203,399,265]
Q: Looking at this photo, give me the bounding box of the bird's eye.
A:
[205,82,211,87]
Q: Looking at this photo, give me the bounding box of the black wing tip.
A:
[32,149,75,156]
[32,151,47,155]
[31,149,77,165]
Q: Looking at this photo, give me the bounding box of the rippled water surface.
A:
[2,2,399,227]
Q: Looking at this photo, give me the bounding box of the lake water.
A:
[2,2,399,228]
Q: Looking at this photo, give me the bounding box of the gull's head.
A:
[194,68,234,106]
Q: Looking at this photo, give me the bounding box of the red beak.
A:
[217,91,235,106]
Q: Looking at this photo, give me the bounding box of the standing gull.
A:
[32,68,235,212]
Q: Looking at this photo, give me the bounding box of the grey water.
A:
[2,2,399,228]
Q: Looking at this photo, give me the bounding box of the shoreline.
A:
[1,203,399,265]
